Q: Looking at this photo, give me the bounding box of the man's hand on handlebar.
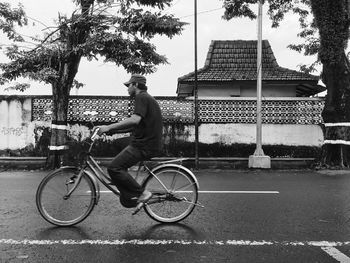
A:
[91,125,109,141]
[95,125,109,136]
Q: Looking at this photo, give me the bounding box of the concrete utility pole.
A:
[248,0,271,168]
[194,0,199,169]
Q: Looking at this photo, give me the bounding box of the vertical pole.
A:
[194,0,199,169]
[248,0,271,168]
[255,0,263,156]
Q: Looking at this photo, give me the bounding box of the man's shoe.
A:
[137,190,152,204]
[132,190,152,215]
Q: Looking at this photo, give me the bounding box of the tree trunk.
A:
[46,81,70,168]
[46,58,81,168]
[310,0,350,168]
[319,54,350,168]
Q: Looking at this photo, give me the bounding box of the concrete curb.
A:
[0,157,316,170]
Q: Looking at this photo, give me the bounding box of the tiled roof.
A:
[178,40,319,82]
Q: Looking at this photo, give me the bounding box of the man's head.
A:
[124,74,147,97]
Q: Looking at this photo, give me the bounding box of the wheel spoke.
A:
[173,181,197,193]
[169,171,178,191]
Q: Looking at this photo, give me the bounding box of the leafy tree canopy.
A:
[221,0,322,73]
[222,0,350,72]
[0,0,186,91]
[0,2,27,41]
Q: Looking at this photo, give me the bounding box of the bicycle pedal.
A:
[195,202,205,208]
[132,203,144,215]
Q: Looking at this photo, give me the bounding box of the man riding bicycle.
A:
[96,74,163,210]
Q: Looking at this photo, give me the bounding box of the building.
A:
[177,40,325,98]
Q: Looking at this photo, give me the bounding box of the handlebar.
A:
[91,127,100,141]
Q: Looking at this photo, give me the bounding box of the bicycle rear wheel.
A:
[143,167,198,223]
[36,167,96,226]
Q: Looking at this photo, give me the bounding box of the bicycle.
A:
[36,127,202,227]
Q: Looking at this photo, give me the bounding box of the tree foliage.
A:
[0,0,186,90]
[311,0,349,65]
[221,0,321,73]
[0,2,27,41]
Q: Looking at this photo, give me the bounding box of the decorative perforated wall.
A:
[32,96,324,124]
[197,99,324,124]
[32,96,194,123]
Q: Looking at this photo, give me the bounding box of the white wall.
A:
[0,96,324,152]
[198,124,323,146]
[240,85,296,97]
[0,98,35,150]
[196,83,297,97]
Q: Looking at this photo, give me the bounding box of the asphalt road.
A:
[1,168,350,262]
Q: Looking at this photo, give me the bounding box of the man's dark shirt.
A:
[131,91,163,155]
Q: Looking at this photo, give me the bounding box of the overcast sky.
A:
[1,0,317,96]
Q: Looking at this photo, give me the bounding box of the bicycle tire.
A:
[36,167,96,227]
[142,166,198,223]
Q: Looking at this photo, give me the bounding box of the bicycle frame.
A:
[83,155,200,197]
[61,155,119,206]
[64,128,200,208]
[85,155,120,196]
[65,154,200,207]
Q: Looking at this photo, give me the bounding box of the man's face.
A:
[127,83,136,97]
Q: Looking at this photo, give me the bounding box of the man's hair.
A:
[135,82,148,90]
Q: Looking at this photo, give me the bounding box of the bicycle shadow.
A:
[121,223,205,241]
[35,225,92,240]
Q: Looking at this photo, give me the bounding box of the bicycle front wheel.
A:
[36,167,96,226]
[143,167,198,223]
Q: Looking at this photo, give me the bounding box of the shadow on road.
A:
[121,223,204,241]
[35,225,92,240]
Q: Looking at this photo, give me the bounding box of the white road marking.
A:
[1,239,350,247]
[3,239,350,261]
[98,190,279,194]
[321,247,350,263]
[198,191,279,194]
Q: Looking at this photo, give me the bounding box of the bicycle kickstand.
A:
[181,197,205,208]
